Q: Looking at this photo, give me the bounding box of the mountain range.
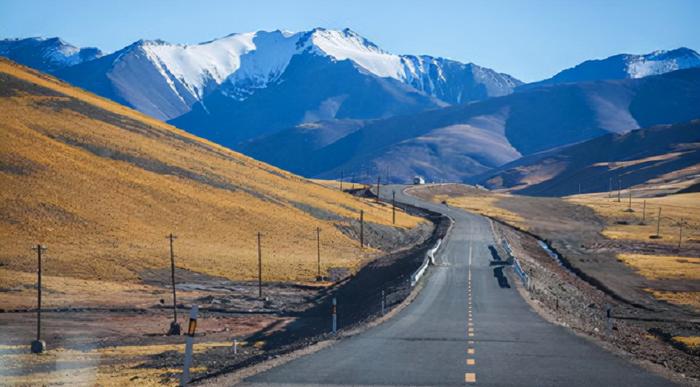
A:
[0,29,521,125]
[2,30,699,186]
[242,67,700,183]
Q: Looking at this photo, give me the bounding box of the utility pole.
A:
[641,200,647,224]
[654,207,662,239]
[376,176,381,203]
[627,189,633,212]
[617,178,622,202]
[167,233,180,335]
[678,218,685,249]
[257,232,263,298]
[31,244,47,353]
[392,191,396,225]
[316,227,321,280]
[340,170,344,191]
[578,183,581,195]
[360,210,364,249]
[608,177,612,199]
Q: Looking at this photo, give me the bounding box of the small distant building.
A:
[413,176,425,185]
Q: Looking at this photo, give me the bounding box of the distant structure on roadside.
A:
[413,176,426,185]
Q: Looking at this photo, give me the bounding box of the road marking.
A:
[468,241,472,266]
[468,333,474,337]
[465,373,476,383]
[467,358,475,365]
[468,348,475,355]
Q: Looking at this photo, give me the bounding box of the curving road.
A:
[239,185,672,386]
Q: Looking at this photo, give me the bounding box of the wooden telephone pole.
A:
[167,233,180,335]
[392,191,396,225]
[360,210,364,249]
[31,245,47,353]
[376,176,381,203]
[257,232,263,298]
[316,227,321,280]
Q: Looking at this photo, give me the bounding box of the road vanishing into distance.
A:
[239,185,672,386]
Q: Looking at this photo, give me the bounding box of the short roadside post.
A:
[31,244,47,354]
[605,304,612,334]
[381,290,386,315]
[180,305,198,386]
[332,297,337,334]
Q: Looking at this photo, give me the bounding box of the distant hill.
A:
[0,58,423,284]
[522,47,700,89]
[476,119,700,196]
[242,68,700,183]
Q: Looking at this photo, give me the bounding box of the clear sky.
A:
[1,0,698,82]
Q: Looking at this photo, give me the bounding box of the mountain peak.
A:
[525,47,700,88]
[0,36,102,72]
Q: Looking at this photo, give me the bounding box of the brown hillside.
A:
[0,58,424,286]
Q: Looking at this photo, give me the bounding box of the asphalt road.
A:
[240,185,673,386]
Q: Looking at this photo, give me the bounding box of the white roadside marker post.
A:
[180,305,198,386]
[233,338,238,354]
[332,297,337,334]
[381,290,385,315]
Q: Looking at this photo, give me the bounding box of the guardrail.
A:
[410,238,442,287]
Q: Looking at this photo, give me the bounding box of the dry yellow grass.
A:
[617,254,700,281]
[672,336,700,349]
[0,58,424,291]
[0,341,235,385]
[310,178,367,190]
[648,290,700,311]
[441,194,526,229]
[568,192,700,246]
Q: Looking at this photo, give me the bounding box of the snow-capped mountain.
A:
[524,47,700,89]
[0,37,102,73]
[3,29,522,122]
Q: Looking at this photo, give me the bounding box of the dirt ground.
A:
[0,197,445,386]
[411,183,700,384]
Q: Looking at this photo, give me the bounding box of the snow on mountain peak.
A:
[0,36,103,71]
[626,47,700,78]
[306,28,406,79]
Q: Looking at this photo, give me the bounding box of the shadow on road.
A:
[493,266,511,288]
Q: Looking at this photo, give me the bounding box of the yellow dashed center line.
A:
[466,240,476,384]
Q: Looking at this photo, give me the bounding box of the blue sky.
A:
[1,0,698,81]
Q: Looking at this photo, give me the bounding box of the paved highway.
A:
[239,185,672,386]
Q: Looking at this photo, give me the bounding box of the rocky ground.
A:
[492,219,700,385]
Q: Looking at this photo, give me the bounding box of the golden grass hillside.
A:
[0,58,424,287]
[568,192,700,246]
